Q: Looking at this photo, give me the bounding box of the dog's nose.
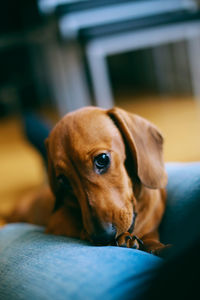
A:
[90,223,117,245]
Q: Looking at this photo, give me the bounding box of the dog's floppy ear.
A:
[45,138,55,193]
[107,107,167,189]
[45,138,57,195]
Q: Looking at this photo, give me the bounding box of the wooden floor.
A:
[116,96,200,162]
[0,117,45,219]
[0,96,200,219]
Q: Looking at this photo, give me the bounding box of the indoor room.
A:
[0,1,200,299]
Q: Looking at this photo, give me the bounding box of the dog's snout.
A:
[90,223,117,246]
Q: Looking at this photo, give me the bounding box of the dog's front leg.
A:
[141,231,172,256]
[46,206,83,239]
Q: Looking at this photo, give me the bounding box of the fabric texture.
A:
[160,162,200,248]
[0,162,200,300]
[0,224,160,300]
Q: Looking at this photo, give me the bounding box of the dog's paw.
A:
[116,232,140,249]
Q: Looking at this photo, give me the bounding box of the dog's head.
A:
[45,107,167,245]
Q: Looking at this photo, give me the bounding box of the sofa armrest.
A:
[160,162,200,247]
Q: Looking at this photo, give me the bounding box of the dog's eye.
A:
[57,175,72,191]
[93,153,110,174]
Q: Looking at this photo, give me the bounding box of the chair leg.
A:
[187,35,200,101]
[152,44,175,95]
[44,40,91,115]
[86,44,114,109]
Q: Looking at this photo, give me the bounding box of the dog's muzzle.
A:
[90,222,117,246]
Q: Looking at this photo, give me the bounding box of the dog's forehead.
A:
[65,108,120,147]
[49,107,123,159]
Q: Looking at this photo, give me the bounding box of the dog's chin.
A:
[86,212,137,246]
[87,222,117,246]
[90,239,115,246]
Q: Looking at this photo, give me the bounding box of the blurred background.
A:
[0,0,200,220]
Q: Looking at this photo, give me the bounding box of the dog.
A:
[8,106,169,255]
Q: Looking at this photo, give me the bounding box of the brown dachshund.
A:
[9,106,169,255]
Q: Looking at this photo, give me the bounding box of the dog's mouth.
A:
[128,212,137,234]
[89,221,117,246]
[55,175,137,246]
[88,212,137,246]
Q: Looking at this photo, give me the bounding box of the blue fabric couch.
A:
[0,162,200,300]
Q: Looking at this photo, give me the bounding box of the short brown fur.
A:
[8,107,169,255]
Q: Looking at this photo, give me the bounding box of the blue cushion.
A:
[160,162,200,247]
[0,224,161,300]
[0,162,200,300]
